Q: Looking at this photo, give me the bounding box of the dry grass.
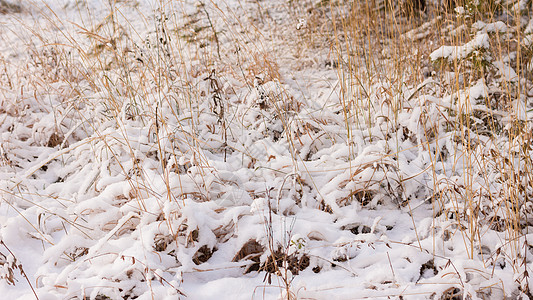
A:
[1,0,533,299]
[329,0,533,297]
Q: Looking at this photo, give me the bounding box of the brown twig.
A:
[1,240,39,300]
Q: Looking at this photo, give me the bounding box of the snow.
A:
[0,0,532,299]
[429,33,490,62]
[473,21,508,33]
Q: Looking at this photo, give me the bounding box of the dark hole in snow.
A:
[154,234,172,252]
[360,226,371,234]
[440,287,462,300]
[419,259,438,280]
[189,229,199,242]
[324,60,338,68]
[261,247,310,275]
[47,132,64,148]
[193,245,215,265]
[233,240,263,261]
[233,239,264,273]
[272,130,282,142]
[353,190,374,206]
[319,200,333,214]
[333,254,347,262]
[298,254,310,273]
[342,224,371,235]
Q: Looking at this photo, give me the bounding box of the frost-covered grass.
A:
[1,0,533,299]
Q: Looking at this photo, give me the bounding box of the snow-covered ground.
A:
[1,0,533,299]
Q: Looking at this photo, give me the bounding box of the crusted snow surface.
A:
[0,1,532,300]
